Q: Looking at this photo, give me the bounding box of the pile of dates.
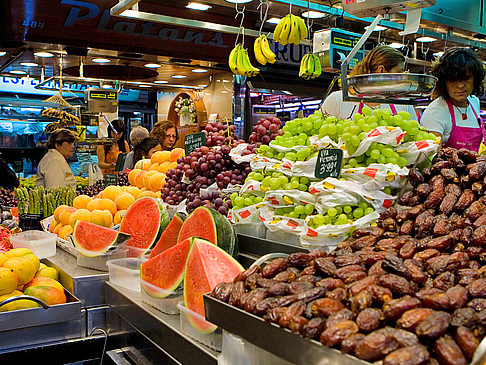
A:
[212,147,486,365]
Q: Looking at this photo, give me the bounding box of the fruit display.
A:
[248,116,283,145]
[299,53,322,80]
[42,108,80,125]
[76,180,105,197]
[72,221,124,257]
[307,202,375,228]
[20,176,36,189]
[273,14,308,46]
[75,176,89,191]
[0,226,13,253]
[0,188,17,208]
[228,44,260,77]
[148,212,186,260]
[253,35,276,66]
[15,186,76,217]
[211,146,486,364]
[204,121,240,147]
[118,172,129,186]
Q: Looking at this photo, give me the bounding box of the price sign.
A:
[184,132,206,155]
[315,148,343,179]
[105,174,118,186]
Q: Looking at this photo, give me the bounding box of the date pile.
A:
[212,147,486,365]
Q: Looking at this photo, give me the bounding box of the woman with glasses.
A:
[150,120,178,151]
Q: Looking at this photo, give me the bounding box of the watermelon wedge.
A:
[149,212,186,259]
[73,221,124,257]
[178,207,237,257]
[141,237,194,298]
[120,197,170,256]
[183,238,244,334]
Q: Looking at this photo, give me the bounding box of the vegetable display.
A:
[15,186,75,217]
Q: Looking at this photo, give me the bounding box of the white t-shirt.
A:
[36,149,76,189]
[321,90,418,121]
[420,95,481,144]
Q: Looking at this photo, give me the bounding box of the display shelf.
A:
[237,233,308,257]
[105,282,219,365]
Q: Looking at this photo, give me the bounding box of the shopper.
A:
[132,137,162,166]
[97,119,130,176]
[36,129,76,189]
[321,45,417,120]
[123,126,149,170]
[150,120,178,151]
[0,158,20,189]
[421,47,486,152]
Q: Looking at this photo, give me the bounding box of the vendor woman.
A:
[421,47,486,152]
[36,128,76,189]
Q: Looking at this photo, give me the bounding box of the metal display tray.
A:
[204,294,368,365]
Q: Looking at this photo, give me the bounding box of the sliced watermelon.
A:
[73,221,121,257]
[178,207,237,257]
[120,197,170,256]
[149,212,186,259]
[183,238,244,334]
[141,237,194,298]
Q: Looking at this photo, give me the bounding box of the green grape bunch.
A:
[230,192,264,211]
[275,203,316,220]
[261,172,312,192]
[307,201,375,228]
[343,142,408,168]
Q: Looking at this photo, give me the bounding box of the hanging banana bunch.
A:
[273,14,308,46]
[299,53,322,80]
[254,35,276,65]
[228,44,260,77]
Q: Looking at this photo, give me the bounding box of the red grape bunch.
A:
[249,116,283,145]
[204,121,244,147]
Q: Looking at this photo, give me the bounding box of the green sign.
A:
[184,132,206,155]
[115,153,127,172]
[105,174,118,186]
[315,148,343,179]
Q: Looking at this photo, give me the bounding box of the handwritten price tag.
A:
[314,148,343,179]
[184,132,206,155]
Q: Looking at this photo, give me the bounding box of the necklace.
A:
[453,103,469,120]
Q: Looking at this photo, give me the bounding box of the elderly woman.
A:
[36,128,77,189]
[150,120,178,151]
[123,126,149,170]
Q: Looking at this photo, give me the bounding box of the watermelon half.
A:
[183,238,244,334]
[73,221,123,257]
[140,237,194,298]
[148,212,186,260]
[178,207,237,257]
[120,197,170,256]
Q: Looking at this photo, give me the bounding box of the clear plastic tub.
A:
[106,258,141,292]
[265,229,301,246]
[75,247,127,271]
[9,230,56,259]
[233,222,267,238]
[140,279,182,314]
[218,331,293,365]
[177,302,222,351]
[126,246,151,258]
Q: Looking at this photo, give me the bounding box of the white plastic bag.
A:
[347,126,405,158]
[260,205,305,235]
[229,143,256,164]
[240,179,264,196]
[396,140,440,165]
[228,202,264,224]
[340,163,409,189]
[264,190,316,207]
[88,163,103,186]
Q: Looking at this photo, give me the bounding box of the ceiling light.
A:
[186,2,211,10]
[10,70,26,75]
[365,25,387,31]
[416,36,436,42]
[102,84,113,89]
[139,84,151,88]
[34,52,54,58]
[198,84,208,87]
[301,11,326,19]
[154,80,168,84]
[192,68,208,73]
[92,58,110,63]
[0,52,6,57]
[221,90,228,93]
[144,63,161,68]
[224,0,252,3]
[172,75,187,79]
[433,51,444,57]
[389,42,405,48]
[266,17,281,24]
[20,62,38,67]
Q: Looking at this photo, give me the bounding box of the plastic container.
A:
[177,302,222,351]
[126,246,151,258]
[75,247,127,271]
[233,222,267,238]
[218,331,293,365]
[265,229,300,246]
[9,230,56,259]
[140,279,182,314]
[107,258,141,292]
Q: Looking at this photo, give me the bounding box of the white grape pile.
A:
[307,201,375,228]
[245,170,312,192]
[230,192,264,211]
[274,203,316,220]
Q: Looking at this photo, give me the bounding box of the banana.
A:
[244,48,260,76]
[228,44,241,75]
[236,45,248,76]
[273,14,288,43]
[254,36,267,66]
[237,47,259,77]
[295,15,308,41]
[278,15,292,46]
[312,54,322,78]
[289,15,301,45]
[260,35,276,63]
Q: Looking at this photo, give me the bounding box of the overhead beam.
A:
[110,0,140,16]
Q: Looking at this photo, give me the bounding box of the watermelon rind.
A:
[183,238,244,334]
[140,278,183,299]
[178,207,238,257]
[120,197,170,256]
[149,212,187,259]
[72,221,121,257]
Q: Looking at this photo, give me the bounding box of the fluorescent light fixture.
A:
[144,63,161,68]
[10,70,26,75]
[139,84,151,88]
[154,80,168,84]
[92,58,110,63]
[172,75,187,79]
[20,62,38,67]
[434,51,444,57]
[186,2,211,10]
[221,91,228,93]
[34,52,54,58]
[198,85,208,88]
[389,42,405,48]
[365,25,387,31]
[102,84,113,89]
[192,68,208,73]
[266,17,281,24]
[0,52,6,56]
[224,0,252,3]
[302,11,326,19]
[416,36,436,42]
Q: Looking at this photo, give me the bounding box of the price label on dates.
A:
[184,132,206,155]
[315,148,343,179]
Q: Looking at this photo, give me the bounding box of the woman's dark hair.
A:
[104,119,127,154]
[47,128,75,149]
[133,137,161,165]
[350,45,405,76]
[431,47,485,99]
[150,120,178,150]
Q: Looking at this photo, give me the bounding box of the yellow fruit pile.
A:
[129,148,185,193]
[0,248,66,312]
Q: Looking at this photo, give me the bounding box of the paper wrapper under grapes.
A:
[228,202,264,224]
[229,143,256,164]
[340,163,409,190]
[260,205,305,236]
[263,190,316,208]
[239,179,264,196]
[250,156,292,176]
[346,126,405,158]
[395,139,440,165]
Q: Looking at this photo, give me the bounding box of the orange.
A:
[24,277,64,292]
[149,163,160,171]
[134,159,151,170]
[102,210,113,227]
[72,195,91,210]
[158,161,171,174]
[69,209,91,227]
[102,185,122,201]
[59,207,76,226]
[168,162,177,170]
[113,210,126,225]
[151,151,170,165]
[126,186,140,199]
[48,221,58,233]
[90,210,106,227]
[97,198,117,216]
[114,193,135,210]
[58,225,73,240]
[86,198,101,212]
[134,171,147,189]
[138,191,156,198]
[53,205,69,222]
[143,170,158,188]
[148,173,166,192]
[170,148,185,163]
[53,223,64,236]
[128,169,141,186]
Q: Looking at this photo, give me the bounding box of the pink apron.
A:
[358,103,397,115]
[444,99,485,152]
